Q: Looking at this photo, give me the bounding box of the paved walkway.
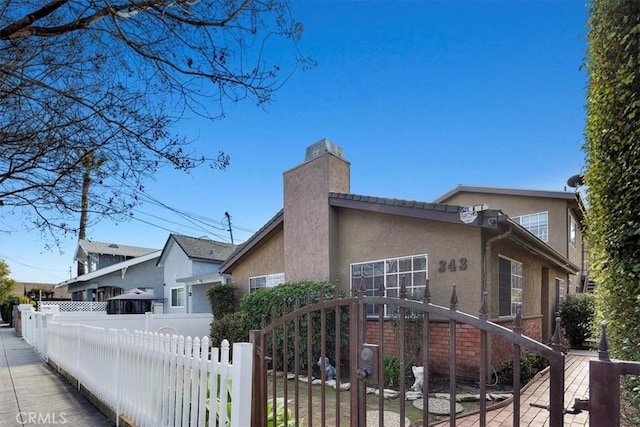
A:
[434,350,594,427]
[0,324,112,427]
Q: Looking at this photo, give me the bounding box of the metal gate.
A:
[250,282,566,426]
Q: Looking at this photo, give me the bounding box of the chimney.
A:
[283,139,350,283]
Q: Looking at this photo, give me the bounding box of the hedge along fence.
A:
[242,281,351,373]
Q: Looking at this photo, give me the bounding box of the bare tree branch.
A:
[0,0,310,241]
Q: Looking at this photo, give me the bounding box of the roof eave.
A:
[220,211,284,274]
[507,220,580,275]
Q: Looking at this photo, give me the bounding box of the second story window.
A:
[513,211,548,242]
[569,216,577,248]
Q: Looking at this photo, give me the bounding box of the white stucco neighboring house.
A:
[156,234,235,314]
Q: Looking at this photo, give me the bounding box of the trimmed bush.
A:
[560,293,595,348]
[239,281,349,373]
[0,294,19,326]
[210,311,250,349]
[207,284,239,320]
[498,350,549,386]
[584,0,640,422]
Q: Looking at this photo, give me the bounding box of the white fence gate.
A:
[21,310,252,427]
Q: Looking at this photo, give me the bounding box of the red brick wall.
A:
[364,316,543,378]
[491,316,543,369]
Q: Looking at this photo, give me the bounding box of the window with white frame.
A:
[350,254,428,317]
[249,272,285,293]
[569,215,577,248]
[498,256,523,317]
[170,286,185,308]
[512,211,548,242]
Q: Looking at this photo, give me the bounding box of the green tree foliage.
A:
[584,0,640,422]
[0,260,16,303]
[0,259,18,324]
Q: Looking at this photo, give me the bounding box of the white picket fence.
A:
[21,309,253,427]
[45,312,212,339]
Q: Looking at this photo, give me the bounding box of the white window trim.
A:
[498,255,524,317]
[249,272,285,293]
[170,286,185,308]
[350,254,429,318]
[569,215,577,248]
[512,211,549,242]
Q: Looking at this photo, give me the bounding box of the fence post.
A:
[249,330,263,427]
[231,341,254,427]
[590,323,620,426]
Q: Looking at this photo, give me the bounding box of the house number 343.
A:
[438,258,467,273]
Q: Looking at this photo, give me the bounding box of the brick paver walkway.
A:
[434,351,594,426]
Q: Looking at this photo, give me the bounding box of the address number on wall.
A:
[437,258,467,273]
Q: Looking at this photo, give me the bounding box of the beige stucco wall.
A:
[231,226,285,293]
[330,209,484,314]
[283,153,350,283]
[488,238,570,341]
[441,193,571,254]
[442,192,583,293]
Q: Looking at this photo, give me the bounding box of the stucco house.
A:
[60,240,162,302]
[434,185,588,340]
[156,234,235,314]
[219,139,579,373]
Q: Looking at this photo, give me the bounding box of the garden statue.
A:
[317,357,336,380]
[411,366,424,391]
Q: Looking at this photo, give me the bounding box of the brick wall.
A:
[491,316,543,369]
[363,316,543,378]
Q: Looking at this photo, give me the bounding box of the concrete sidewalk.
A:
[0,324,112,427]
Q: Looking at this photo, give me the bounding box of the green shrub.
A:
[239,281,349,373]
[0,294,20,325]
[210,311,250,349]
[266,398,298,427]
[207,284,239,320]
[498,351,549,386]
[382,355,400,388]
[584,0,640,421]
[560,293,595,348]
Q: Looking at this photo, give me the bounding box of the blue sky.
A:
[0,0,589,283]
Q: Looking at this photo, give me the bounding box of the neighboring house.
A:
[219,139,579,374]
[12,282,70,301]
[58,240,163,303]
[75,239,158,274]
[156,234,235,314]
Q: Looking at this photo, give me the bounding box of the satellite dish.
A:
[567,174,584,188]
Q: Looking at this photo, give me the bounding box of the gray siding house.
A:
[59,247,163,303]
[156,234,235,314]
